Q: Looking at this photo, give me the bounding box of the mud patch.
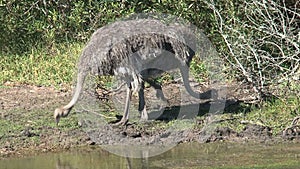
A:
[240,124,272,139]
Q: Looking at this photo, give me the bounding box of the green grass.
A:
[0,43,84,87]
[200,96,300,136]
[242,97,300,134]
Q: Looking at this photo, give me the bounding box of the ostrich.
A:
[54,19,212,125]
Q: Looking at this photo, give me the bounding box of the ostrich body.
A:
[54,19,209,125]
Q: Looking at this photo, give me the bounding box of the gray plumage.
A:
[54,19,206,125]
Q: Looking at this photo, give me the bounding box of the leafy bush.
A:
[1,0,300,98]
[0,1,131,53]
[0,0,213,54]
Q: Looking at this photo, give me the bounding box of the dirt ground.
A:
[0,82,299,159]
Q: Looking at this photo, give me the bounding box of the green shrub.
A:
[2,0,299,98]
[0,0,218,54]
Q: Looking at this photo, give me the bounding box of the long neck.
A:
[63,71,86,110]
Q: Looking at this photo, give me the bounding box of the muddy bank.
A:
[0,84,299,159]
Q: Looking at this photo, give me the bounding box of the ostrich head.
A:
[54,107,72,125]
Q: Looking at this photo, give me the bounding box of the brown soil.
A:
[0,84,89,158]
[0,82,296,159]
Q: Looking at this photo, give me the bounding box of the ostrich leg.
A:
[138,81,148,120]
[114,85,132,125]
[145,79,168,103]
[139,79,170,121]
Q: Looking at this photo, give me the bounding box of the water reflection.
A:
[56,158,75,169]
[1,142,300,169]
[52,147,151,169]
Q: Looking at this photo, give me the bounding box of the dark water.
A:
[1,142,300,169]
